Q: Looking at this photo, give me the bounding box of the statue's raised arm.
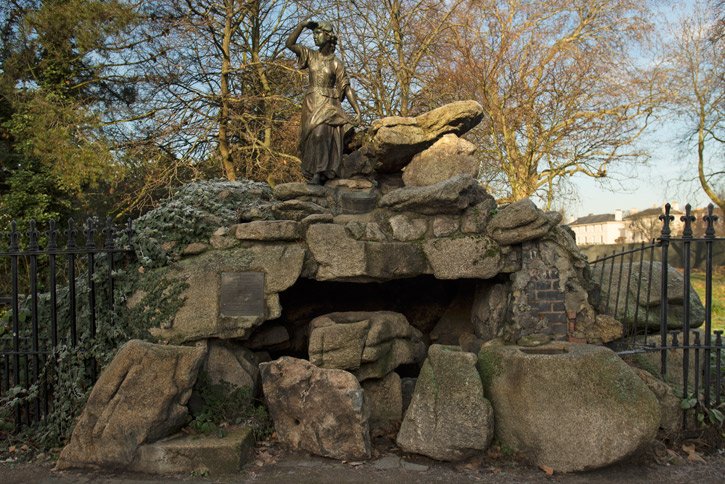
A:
[288,20,362,185]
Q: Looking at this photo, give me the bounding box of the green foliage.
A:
[131,179,273,267]
[189,373,273,441]
[675,388,725,430]
[0,250,187,457]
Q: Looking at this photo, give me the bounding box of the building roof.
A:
[570,213,617,225]
[624,207,683,219]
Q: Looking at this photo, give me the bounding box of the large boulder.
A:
[259,357,371,460]
[378,174,490,215]
[402,134,480,187]
[471,282,510,341]
[308,311,426,381]
[369,101,484,172]
[422,235,503,279]
[592,261,705,330]
[361,372,403,432]
[397,345,494,461]
[477,342,660,472]
[204,340,261,395]
[487,199,560,245]
[56,340,206,470]
[146,246,304,344]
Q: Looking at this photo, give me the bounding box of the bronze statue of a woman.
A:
[286,20,362,185]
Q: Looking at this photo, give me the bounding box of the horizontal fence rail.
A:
[0,217,135,430]
[590,204,724,430]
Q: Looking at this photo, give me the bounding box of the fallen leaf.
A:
[490,468,502,473]
[8,446,15,453]
[682,444,706,463]
[20,445,28,452]
[540,465,554,475]
[348,461,364,467]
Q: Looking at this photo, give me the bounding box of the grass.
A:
[690,270,725,333]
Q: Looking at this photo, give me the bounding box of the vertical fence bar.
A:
[84,219,97,381]
[715,331,723,407]
[9,221,21,426]
[27,221,41,422]
[693,331,701,413]
[703,205,717,408]
[103,218,116,324]
[65,220,78,347]
[659,205,674,376]
[46,220,59,348]
[644,243,656,344]
[680,205,695,419]
[633,242,646,343]
[613,247,626,321]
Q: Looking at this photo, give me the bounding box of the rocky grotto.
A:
[54,101,704,474]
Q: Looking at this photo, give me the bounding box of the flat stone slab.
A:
[128,427,255,475]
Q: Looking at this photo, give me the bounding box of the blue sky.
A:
[567,0,714,220]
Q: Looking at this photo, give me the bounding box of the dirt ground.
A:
[2,437,725,484]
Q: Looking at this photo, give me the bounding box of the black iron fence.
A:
[590,204,724,429]
[0,218,135,429]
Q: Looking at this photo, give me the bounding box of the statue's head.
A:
[313,21,338,49]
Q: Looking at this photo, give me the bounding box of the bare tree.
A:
[298,0,465,118]
[668,0,725,213]
[421,0,664,208]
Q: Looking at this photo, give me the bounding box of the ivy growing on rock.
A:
[131,179,273,268]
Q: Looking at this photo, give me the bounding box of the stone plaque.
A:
[341,192,377,214]
[220,272,265,317]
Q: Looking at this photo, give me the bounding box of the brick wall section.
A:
[522,243,569,341]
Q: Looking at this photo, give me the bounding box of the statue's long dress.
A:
[297,46,350,179]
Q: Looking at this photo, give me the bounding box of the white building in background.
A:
[568,203,685,245]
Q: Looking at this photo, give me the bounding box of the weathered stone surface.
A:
[182,242,208,256]
[272,182,333,201]
[271,200,328,221]
[430,289,475,345]
[423,235,503,279]
[592,261,705,330]
[260,357,371,460]
[432,216,459,238]
[205,340,260,394]
[477,342,660,472]
[634,330,707,390]
[209,234,238,250]
[517,333,552,347]
[402,134,479,187]
[233,221,300,241]
[362,372,403,432]
[246,324,290,350]
[56,340,205,470]
[148,247,304,344]
[364,242,431,280]
[583,314,624,344]
[631,367,681,432]
[471,283,510,341]
[460,200,497,234]
[326,178,374,190]
[389,214,428,241]
[379,175,490,215]
[397,345,494,461]
[246,245,306,293]
[363,222,388,242]
[488,199,559,245]
[369,101,484,172]
[307,223,367,281]
[308,311,426,381]
[401,377,417,414]
[340,149,376,179]
[129,427,254,475]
